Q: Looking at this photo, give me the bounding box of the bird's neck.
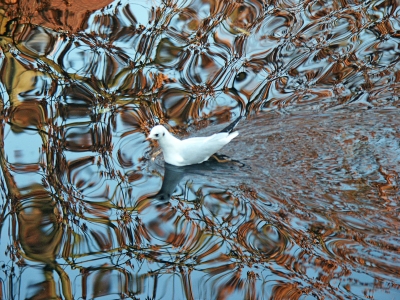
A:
[158,131,180,148]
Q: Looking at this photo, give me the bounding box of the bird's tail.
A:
[227,130,239,141]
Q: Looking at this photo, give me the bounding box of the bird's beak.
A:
[145,136,151,141]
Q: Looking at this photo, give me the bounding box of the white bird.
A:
[146,116,241,166]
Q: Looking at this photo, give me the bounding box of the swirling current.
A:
[0,0,399,299]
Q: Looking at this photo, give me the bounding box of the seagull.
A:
[146,116,242,166]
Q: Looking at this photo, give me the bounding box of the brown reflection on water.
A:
[0,0,400,299]
[4,0,115,32]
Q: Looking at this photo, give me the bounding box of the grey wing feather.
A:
[174,117,241,165]
[178,132,237,164]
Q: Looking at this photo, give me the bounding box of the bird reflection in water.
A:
[152,156,242,201]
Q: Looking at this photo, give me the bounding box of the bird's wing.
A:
[219,116,242,133]
[178,132,235,164]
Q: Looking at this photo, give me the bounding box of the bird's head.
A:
[146,125,168,141]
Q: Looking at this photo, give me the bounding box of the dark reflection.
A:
[152,163,186,201]
[153,158,238,201]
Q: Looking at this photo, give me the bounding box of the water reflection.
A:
[152,158,242,200]
[152,163,188,201]
[1,0,400,299]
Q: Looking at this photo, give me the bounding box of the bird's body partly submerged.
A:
[147,116,241,166]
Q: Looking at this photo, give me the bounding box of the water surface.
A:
[0,0,400,299]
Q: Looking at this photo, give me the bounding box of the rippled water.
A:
[0,0,400,299]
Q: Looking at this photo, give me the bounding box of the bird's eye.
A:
[155,133,159,137]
